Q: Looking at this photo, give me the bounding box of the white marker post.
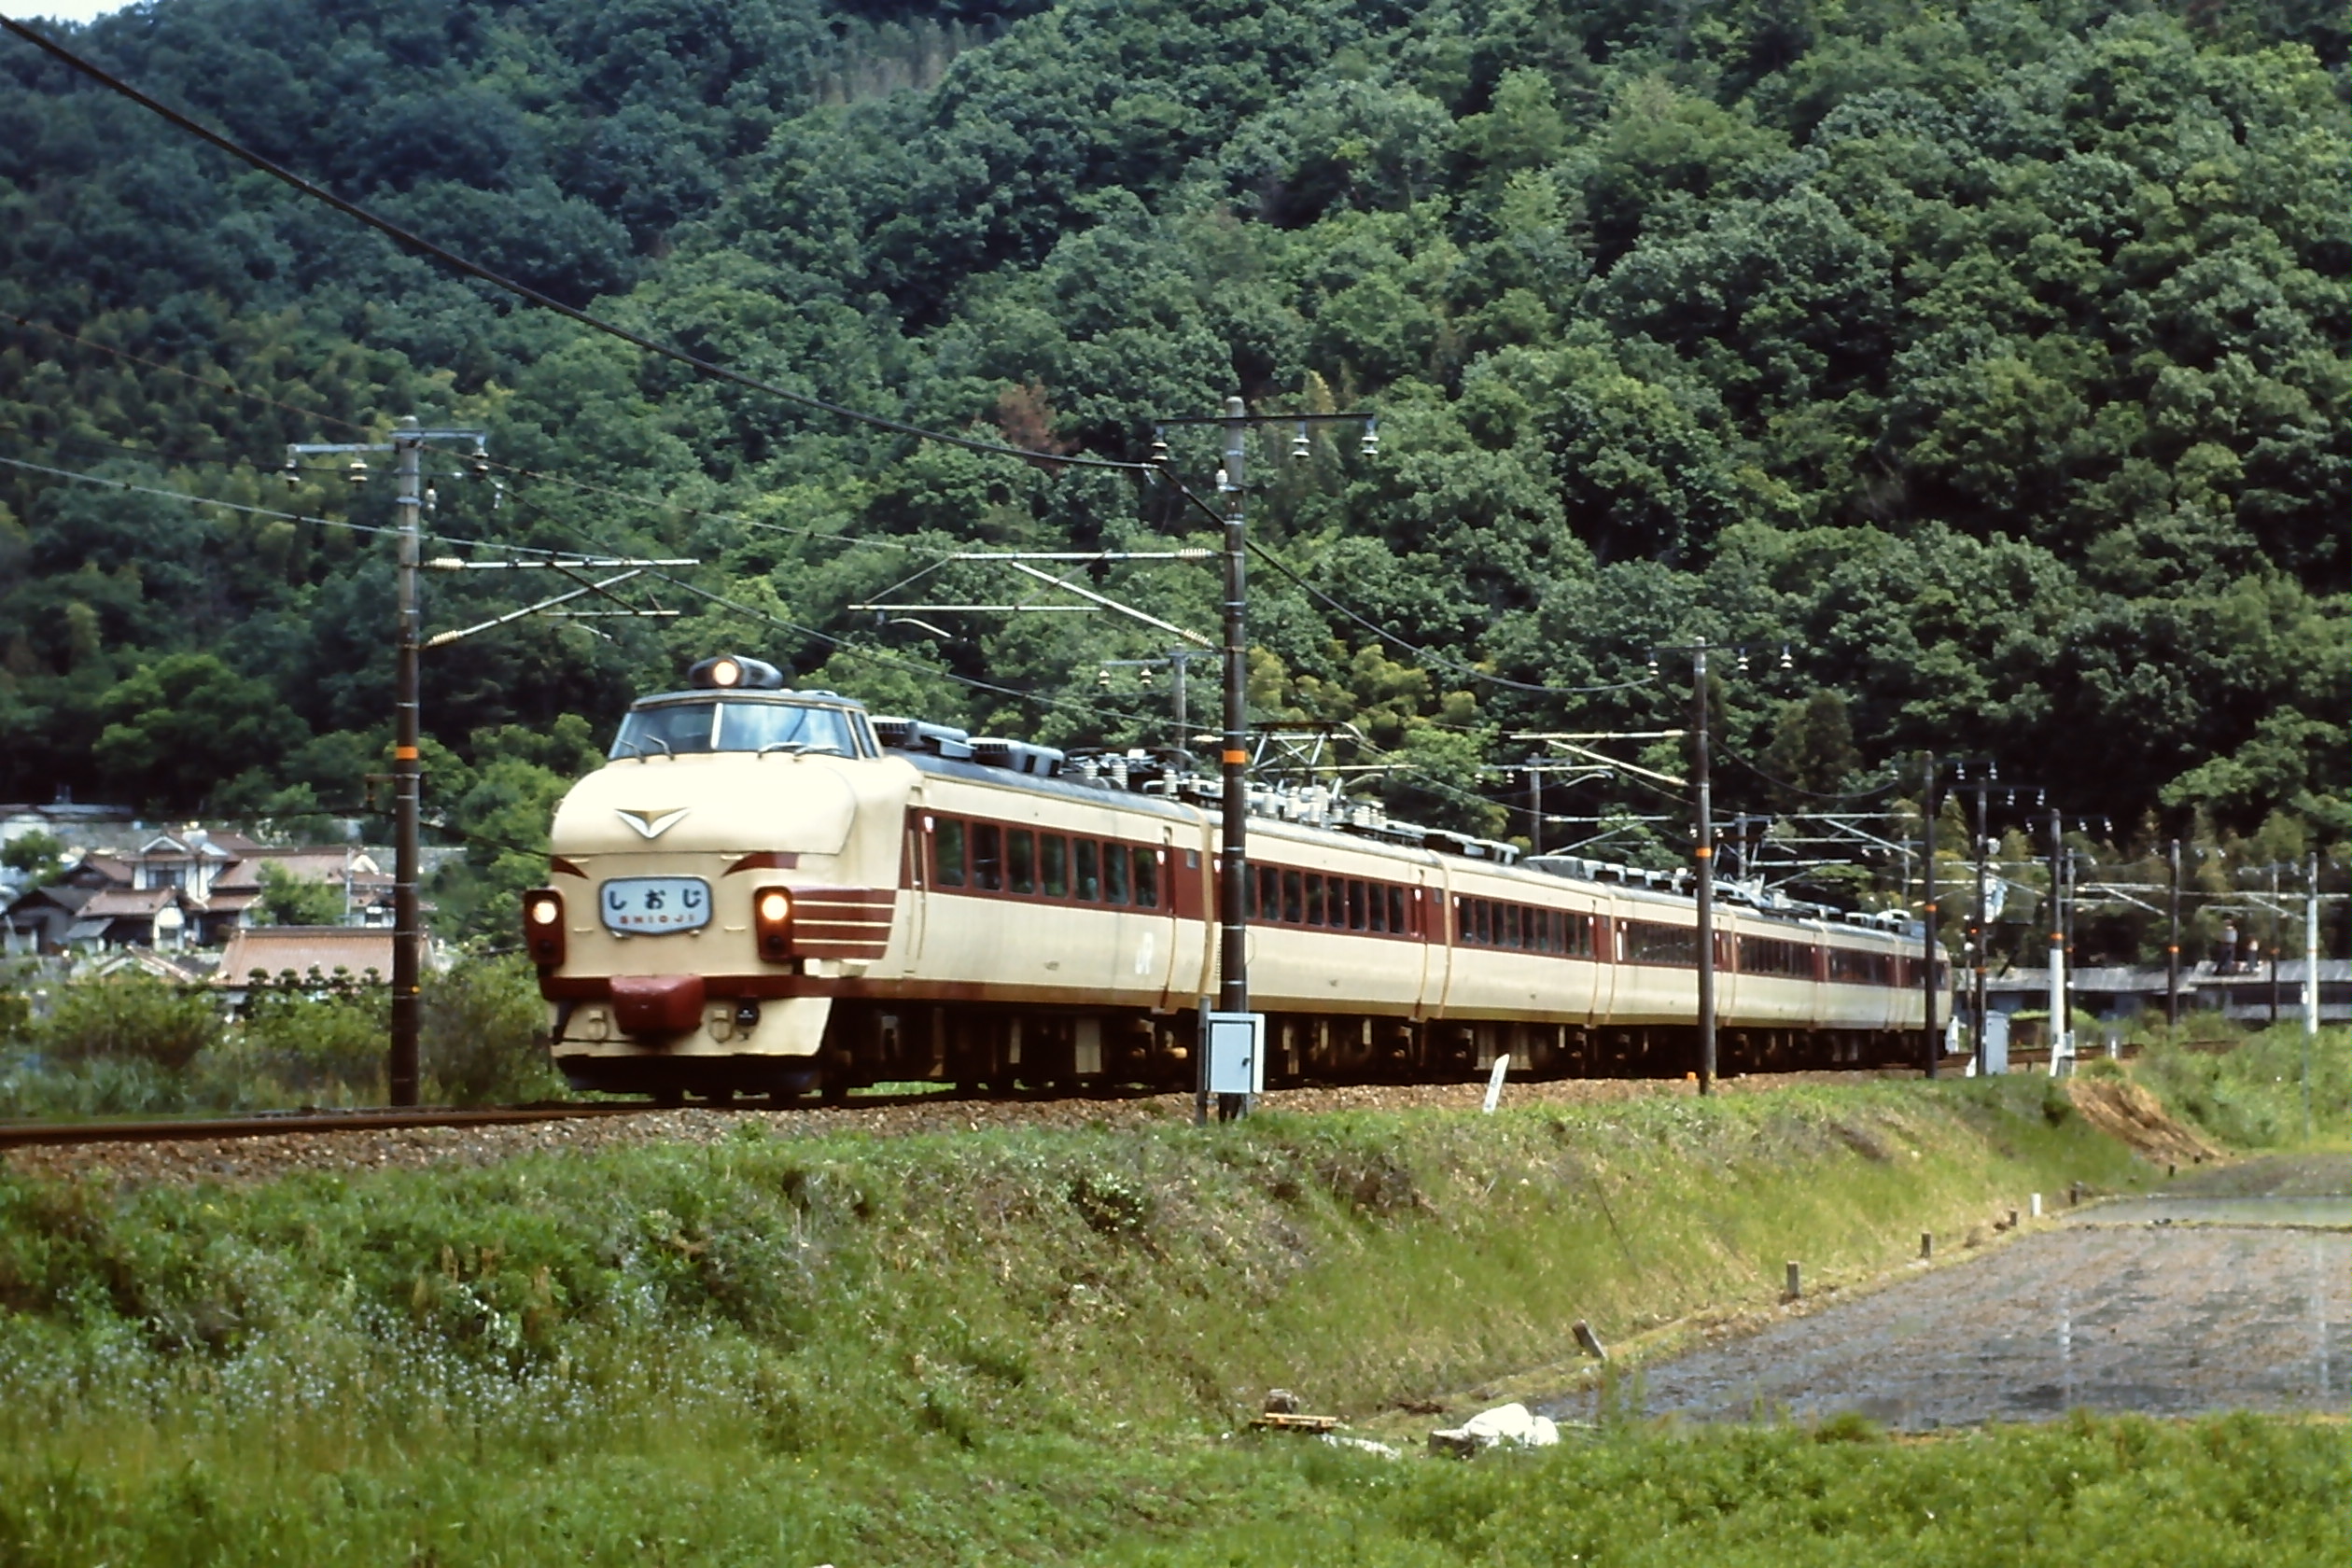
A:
[1483,1054,1512,1114]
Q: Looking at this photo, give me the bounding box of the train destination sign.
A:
[600,876,712,935]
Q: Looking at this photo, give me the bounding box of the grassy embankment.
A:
[0,1061,2343,1564]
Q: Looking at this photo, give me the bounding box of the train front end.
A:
[529,656,914,1099]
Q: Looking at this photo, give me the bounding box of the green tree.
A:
[254,861,346,927]
[91,654,307,811]
[1759,689,1862,808]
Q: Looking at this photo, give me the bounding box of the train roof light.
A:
[688,654,785,690]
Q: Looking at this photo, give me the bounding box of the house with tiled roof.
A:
[214,926,422,1003]
[2,826,398,954]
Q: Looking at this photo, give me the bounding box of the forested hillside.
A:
[1,0,2343,942]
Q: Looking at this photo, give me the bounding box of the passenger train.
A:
[528,656,1945,1099]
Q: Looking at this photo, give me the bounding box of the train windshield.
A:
[611,699,860,759]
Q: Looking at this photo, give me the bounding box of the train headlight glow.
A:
[688,653,784,690]
[522,889,566,966]
[754,887,794,962]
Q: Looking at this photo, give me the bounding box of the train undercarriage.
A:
[559,1001,1925,1103]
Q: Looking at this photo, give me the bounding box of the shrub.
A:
[421,952,565,1105]
[35,974,224,1071]
[219,987,387,1100]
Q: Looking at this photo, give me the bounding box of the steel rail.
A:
[0,1103,650,1149]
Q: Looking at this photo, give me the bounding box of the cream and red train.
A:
[527,657,1944,1099]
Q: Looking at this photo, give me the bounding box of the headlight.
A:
[754,887,793,961]
[523,889,566,965]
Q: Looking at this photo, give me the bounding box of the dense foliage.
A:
[0,0,2343,948]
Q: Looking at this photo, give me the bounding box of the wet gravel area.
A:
[1542,1155,2352,1430]
[0,1070,1880,1189]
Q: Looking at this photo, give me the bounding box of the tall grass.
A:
[0,1081,2189,1564]
[1118,1413,2347,1567]
[2132,1019,2349,1148]
[0,955,565,1117]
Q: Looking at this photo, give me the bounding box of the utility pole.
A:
[1971,785,1990,1075]
[2167,838,2183,1029]
[2268,863,2282,1026]
[289,417,483,1106]
[1638,645,1788,1093]
[391,420,424,1106]
[1693,646,1715,1092]
[1921,752,1939,1079]
[2305,852,2319,1141]
[1147,399,1377,1123]
[1532,763,1542,857]
[2047,808,2067,1068]
[1213,397,1251,1123]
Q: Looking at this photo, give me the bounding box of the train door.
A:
[1589,893,1621,1029]
[1419,864,1455,1020]
[1114,826,1182,1010]
[896,805,931,975]
[1714,917,1738,1029]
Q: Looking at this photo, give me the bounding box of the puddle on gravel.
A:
[1541,1194,2350,1431]
[2078,1195,2352,1228]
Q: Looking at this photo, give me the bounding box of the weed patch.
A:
[0,1079,2215,1562]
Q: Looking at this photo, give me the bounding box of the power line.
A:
[0,450,545,553]
[1717,745,1901,803]
[642,569,1144,725]
[0,15,1148,478]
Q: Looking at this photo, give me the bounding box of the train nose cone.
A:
[609,974,707,1039]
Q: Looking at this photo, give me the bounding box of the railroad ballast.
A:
[531,656,1946,1099]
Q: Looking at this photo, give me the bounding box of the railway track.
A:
[0,1085,1169,1150]
[0,1102,653,1149]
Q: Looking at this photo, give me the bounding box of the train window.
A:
[1507,903,1524,949]
[1304,875,1324,927]
[1389,886,1407,935]
[1257,865,1279,921]
[1074,839,1100,902]
[972,823,1002,891]
[1041,834,1068,899]
[1281,870,1303,924]
[1368,882,1387,933]
[1007,830,1036,895]
[1103,842,1128,904]
[1342,879,1362,931]
[933,819,967,888]
[1131,846,1158,909]
[1622,920,1698,966]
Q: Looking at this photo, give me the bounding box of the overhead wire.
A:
[640,569,1145,726]
[0,14,1814,832]
[0,14,1150,478]
[1151,472,1658,701]
[1718,747,1901,803]
[0,451,551,553]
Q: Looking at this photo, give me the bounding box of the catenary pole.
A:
[390,417,423,1107]
[2304,852,2318,1141]
[2167,837,2182,1028]
[1693,647,1715,1094]
[1213,396,1251,1123]
[1921,753,1939,1079]
[2048,808,2066,1070]
[1972,784,1990,1074]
